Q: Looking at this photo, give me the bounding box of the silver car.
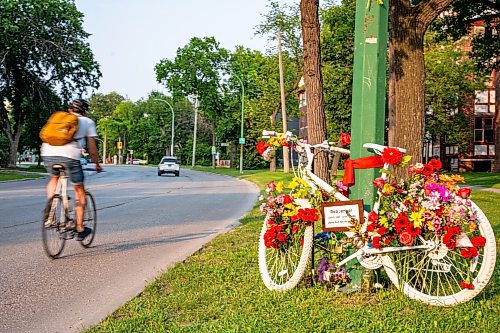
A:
[158,156,180,176]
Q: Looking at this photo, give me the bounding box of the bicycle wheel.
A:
[42,194,66,258]
[80,191,97,248]
[383,200,496,306]
[258,218,314,291]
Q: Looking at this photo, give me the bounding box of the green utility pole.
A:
[348,0,389,290]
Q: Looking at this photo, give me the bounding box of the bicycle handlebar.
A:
[261,130,406,156]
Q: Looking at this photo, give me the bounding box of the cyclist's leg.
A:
[73,184,86,233]
[66,158,86,233]
[42,157,61,199]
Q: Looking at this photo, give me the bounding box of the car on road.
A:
[80,157,88,166]
[158,156,180,177]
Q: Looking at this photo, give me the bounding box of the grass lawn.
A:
[0,171,43,181]
[85,168,499,333]
[460,172,500,189]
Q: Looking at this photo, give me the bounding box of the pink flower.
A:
[398,231,414,246]
[372,177,386,188]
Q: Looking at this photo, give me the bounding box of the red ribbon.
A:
[342,155,384,187]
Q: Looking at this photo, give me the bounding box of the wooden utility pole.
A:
[278,31,290,173]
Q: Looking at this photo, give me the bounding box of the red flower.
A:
[291,224,299,234]
[460,247,479,259]
[277,232,287,243]
[422,164,434,176]
[382,147,403,165]
[394,213,410,233]
[442,226,461,250]
[428,158,442,170]
[340,133,351,146]
[372,236,381,249]
[398,231,414,246]
[283,195,292,205]
[470,235,486,247]
[460,281,474,289]
[407,225,422,237]
[256,141,270,156]
[457,187,471,199]
[366,223,377,232]
[377,227,387,236]
[372,177,386,188]
[368,211,378,222]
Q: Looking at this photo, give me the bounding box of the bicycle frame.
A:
[284,132,435,266]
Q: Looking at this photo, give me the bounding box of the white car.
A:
[158,156,180,176]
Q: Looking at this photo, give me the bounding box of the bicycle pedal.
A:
[64,231,75,240]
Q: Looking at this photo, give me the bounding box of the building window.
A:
[298,92,307,108]
[474,87,495,114]
[445,145,458,155]
[474,116,494,143]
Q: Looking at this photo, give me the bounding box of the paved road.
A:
[0,165,259,333]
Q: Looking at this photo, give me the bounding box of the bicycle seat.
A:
[51,164,65,171]
[363,143,406,155]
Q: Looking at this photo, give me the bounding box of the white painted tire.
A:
[383,200,496,306]
[258,219,314,291]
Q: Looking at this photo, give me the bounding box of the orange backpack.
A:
[39,111,79,146]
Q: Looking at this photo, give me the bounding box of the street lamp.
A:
[154,98,175,156]
[229,71,245,174]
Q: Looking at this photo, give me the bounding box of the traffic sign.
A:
[117,141,123,149]
[239,138,245,145]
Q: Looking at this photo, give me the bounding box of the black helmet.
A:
[70,98,89,114]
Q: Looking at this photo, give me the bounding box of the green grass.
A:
[0,171,43,181]
[461,172,500,189]
[84,169,499,333]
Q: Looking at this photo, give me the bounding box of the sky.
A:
[75,0,296,102]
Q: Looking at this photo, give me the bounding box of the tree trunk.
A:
[492,69,500,172]
[8,130,22,167]
[388,0,454,169]
[300,0,328,181]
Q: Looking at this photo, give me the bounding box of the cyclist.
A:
[41,98,103,241]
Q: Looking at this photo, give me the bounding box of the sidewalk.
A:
[468,185,500,194]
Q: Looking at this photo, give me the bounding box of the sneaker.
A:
[75,227,92,241]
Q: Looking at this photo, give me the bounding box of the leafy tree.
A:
[429,0,499,171]
[155,37,229,167]
[256,1,304,123]
[424,38,485,165]
[320,0,356,142]
[387,0,455,163]
[89,92,125,122]
[0,0,100,166]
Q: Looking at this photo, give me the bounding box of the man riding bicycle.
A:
[41,98,103,241]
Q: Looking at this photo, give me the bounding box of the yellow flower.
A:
[451,174,465,183]
[282,203,297,217]
[426,221,434,231]
[410,209,425,228]
[383,184,394,195]
[378,216,388,227]
[276,181,284,193]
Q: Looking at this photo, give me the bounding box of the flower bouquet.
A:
[256,133,289,161]
[259,177,320,249]
[366,158,486,289]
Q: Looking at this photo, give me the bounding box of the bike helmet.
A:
[70,98,89,114]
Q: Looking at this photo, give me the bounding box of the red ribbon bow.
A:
[342,156,384,187]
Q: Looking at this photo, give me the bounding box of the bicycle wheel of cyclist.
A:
[42,194,66,258]
[80,191,97,248]
[258,218,314,291]
[383,200,496,306]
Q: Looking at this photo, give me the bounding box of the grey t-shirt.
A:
[41,113,98,160]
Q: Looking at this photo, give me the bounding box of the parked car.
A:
[132,159,141,165]
[158,156,180,177]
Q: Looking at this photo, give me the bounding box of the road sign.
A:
[117,141,123,149]
[239,138,245,145]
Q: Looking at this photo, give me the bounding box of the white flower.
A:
[294,198,311,209]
